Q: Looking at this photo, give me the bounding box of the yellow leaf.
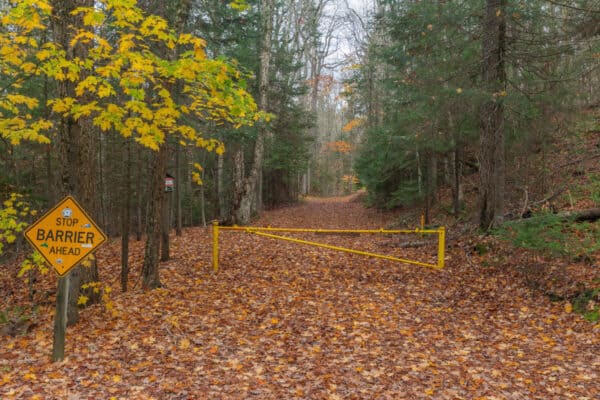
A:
[229,0,250,11]
[456,88,463,94]
[424,388,435,396]
[179,338,191,350]
[270,318,279,325]
[97,84,114,98]
[23,372,36,381]
[194,46,206,60]
[112,375,121,383]
[564,302,573,313]
[192,172,203,185]
[36,49,52,61]
[77,295,89,306]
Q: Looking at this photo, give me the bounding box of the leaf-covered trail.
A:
[2,195,599,399]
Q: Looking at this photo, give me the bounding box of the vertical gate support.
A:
[438,226,446,269]
[212,220,219,273]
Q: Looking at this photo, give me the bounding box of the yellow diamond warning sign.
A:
[24,196,106,276]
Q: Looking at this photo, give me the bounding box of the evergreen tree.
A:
[351,0,599,223]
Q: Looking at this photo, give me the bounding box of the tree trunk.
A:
[200,152,207,226]
[45,145,54,202]
[139,0,191,282]
[232,144,245,221]
[425,152,437,224]
[66,267,80,326]
[570,208,600,222]
[232,0,274,225]
[98,123,106,229]
[175,143,182,236]
[479,0,506,230]
[121,139,131,292]
[77,117,100,306]
[161,191,170,262]
[142,145,167,289]
[448,111,463,217]
[256,169,263,213]
[217,146,227,222]
[135,149,144,241]
[52,0,97,327]
[43,72,55,203]
[453,146,464,217]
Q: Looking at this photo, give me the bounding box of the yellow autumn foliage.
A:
[1,0,268,153]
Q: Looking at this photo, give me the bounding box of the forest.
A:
[1,0,599,398]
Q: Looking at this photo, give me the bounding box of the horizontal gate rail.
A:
[211,221,445,272]
[217,226,441,235]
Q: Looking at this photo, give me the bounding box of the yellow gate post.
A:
[212,220,219,273]
[437,226,446,269]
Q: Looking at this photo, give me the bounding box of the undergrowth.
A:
[495,212,600,322]
[496,212,600,259]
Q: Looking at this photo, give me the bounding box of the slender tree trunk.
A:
[453,147,464,216]
[479,0,506,230]
[256,170,263,213]
[121,139,131,292]
[416,146,422,197]
[161,191,170,262]
[142,145,167,289]
[98,124,106,229]
[200,152,207,226]
[232,0,274,225]
[43,73,55,203]
[175,144,182,236]
[448,112,463,216]
[45,145,54,202]
[217,144,227,221]
[232,144,245,220]
[425,153,437,224]
[135,149,143,241]
[306,33,319,196]
[77,117,100,305]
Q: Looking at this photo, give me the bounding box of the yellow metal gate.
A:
[211,222,446,272]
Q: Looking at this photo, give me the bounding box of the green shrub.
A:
[496,212,600,259]
[572,288,600,323]
[589,173,600,207]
